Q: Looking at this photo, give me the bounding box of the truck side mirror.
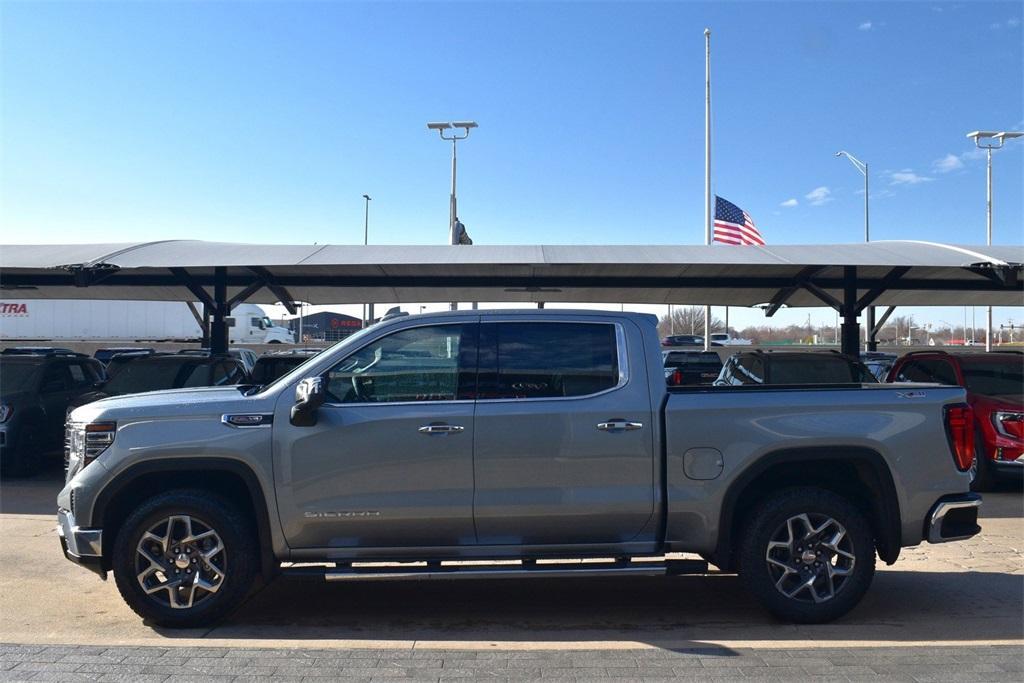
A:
[290,376,326,427]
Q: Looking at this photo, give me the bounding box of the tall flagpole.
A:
[703,28,712,351]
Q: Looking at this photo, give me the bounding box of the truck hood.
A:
[68,385,275,424]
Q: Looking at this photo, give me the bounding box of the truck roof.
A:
[379,308,659,324]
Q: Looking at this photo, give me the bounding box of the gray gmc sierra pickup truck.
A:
[58,310,981,627]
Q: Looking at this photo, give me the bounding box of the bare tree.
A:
[657,306,725,338]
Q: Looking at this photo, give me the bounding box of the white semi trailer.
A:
[0,300,293,344]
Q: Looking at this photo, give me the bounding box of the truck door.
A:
[273,321,479,549]
[473,318,656,545]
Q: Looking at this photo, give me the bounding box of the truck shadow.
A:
[150,569,1023,646]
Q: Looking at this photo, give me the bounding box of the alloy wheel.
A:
[135,515,226,609]
[764,513,855,604]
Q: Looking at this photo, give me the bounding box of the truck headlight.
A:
[993,411,1024,440]
[0,405,11,423]
[66,422,116,475]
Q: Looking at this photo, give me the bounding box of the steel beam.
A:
[210,267,229,354]
[248,267,298,314]
[872,306,897,338]
[6,272,1022,294]
[763,265,829,317]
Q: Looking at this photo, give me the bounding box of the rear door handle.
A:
[418,424,465,434]
[596,421,643,432]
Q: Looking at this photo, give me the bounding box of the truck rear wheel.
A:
[112,489,257,628]
[738,487,875,624]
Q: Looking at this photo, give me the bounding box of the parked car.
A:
[862,352,898,382]
[60,310,979,628]
[0,350,106,475]
[887,350,1023,491]
[93,347,156,365]
[177,348,258,374]
[662,334,722,347]
[663,350,723,386]
[250,349,322,385]
[71,352,249,408]
[715,351,877,386]
[709,333,753,346]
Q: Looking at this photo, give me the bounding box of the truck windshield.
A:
[257,324,376,393]
[960,358,1024,397]
[262,316,275,328]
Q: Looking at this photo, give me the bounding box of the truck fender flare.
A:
[91,457,277,578]
[713,446,902,569]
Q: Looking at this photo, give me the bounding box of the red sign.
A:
[0,303,28,316]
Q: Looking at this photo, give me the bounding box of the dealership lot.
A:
[0,469,1021,679]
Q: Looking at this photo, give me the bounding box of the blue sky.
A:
[1,1,1021,330]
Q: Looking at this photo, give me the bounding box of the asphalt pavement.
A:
[0,469,1021,681]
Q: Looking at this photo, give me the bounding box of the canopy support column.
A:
[201,304,211,347]
[840,266,860,357]
[210,267,229,355]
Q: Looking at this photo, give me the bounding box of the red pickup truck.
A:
[887,350,1023,491]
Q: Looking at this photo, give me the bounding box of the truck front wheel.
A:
[738,487,876,624]
[112,489,257,628]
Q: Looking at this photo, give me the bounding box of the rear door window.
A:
[479,322,620,399]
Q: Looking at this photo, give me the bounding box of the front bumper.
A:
[57,508,106,579]
[925,493,982,544]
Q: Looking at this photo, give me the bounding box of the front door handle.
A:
[418,424,465,434]
[596,420,643,432]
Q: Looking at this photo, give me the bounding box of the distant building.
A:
[287,311,362,342]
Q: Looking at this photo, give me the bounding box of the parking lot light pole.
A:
[362,194,372,328]
[428,120,478,311]
[967,130,1023,351]
[836,150,873,352]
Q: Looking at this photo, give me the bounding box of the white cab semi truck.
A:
[0,300,293,344]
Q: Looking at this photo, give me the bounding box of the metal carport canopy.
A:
[1,239,1022,308]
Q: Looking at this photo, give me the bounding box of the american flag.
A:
[713,195,765,246]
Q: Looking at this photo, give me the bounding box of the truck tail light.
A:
[993,411,1024,440]
[944,404,974,472]
[671,369,682,385]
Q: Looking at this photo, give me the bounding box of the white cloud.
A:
[858,21,873,31]
[780,198,798,207]
[933,154,964,173]
[990,22,1002,30]
[888,169,933,185]
[1008,17,1021,27]
[804,187,833,206]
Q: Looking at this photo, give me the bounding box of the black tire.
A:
[969,427,995,492]
[1,424,42,478]
[738,487,876,624]
[112,489,257,628]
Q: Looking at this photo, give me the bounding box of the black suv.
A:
[0,349,106,475]
[715,351,877,386]
[72,352,250,408]
[250,349,322,385]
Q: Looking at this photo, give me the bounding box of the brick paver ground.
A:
[1,643,1022,682]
